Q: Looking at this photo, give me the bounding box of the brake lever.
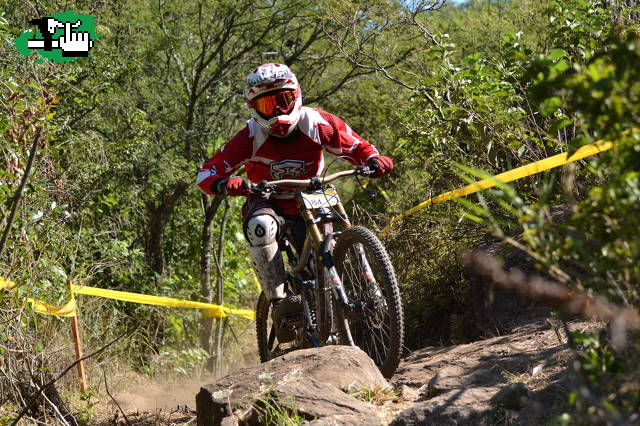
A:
[308,176,322,190]
[251,180,273,200]
[355,166,374,176]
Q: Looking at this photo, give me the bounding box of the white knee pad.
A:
[246,215,285,301]
[246,215,278,247]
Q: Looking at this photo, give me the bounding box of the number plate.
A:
[300,188,340,209]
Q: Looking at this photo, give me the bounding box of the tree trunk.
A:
[199,195,223,370]
[211,198,231,374]
[145,182,190,276]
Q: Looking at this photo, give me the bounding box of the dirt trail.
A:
[110,380,200,411]
[94,312,596,425]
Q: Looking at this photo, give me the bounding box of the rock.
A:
[426,364,466,394]
[397,384,419,401]
[391,387,497,426]
[531,363,544,376]
[276,378,380,420]
[389,319,602,425]
[220,417,239,426]
[490,382,531,410]
[304,413,378,425]
[515,377,571,424]
[196,346,388,425]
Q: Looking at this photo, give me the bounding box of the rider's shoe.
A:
[272,295,302,343]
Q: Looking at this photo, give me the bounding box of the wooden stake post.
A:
[67,280,87,392]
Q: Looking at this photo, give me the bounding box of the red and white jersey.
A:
[196,107,380,214]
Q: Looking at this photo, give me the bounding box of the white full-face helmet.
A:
[245,63,302,137]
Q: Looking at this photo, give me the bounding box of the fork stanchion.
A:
[300,209,324,245]
[333,201,352,228]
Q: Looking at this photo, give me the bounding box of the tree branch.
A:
[0,126,42,258]
[10,324,140,426]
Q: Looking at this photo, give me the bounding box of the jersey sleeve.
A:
[196,127,252,195]
[316,109,380,166]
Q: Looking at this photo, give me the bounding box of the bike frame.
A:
[257,169,368,346]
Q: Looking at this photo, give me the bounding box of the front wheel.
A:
[332,226,404,378]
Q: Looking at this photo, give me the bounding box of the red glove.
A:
[368,156,394,178]
[213,177,250,196]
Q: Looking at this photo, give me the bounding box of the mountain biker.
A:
[196,63,393,339]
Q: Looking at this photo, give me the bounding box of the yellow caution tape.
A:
[70,284,255,320]
[1,277,255,320]
[0,277,18,291]
[27,297,77,317]
[380,140,615,237]
[203,306,256,320]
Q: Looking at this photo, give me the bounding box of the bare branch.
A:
[158,0,191,97]
[10,324,140,426]
[103,370,131,425]
[466,250,640,333]
[0,126,43,258]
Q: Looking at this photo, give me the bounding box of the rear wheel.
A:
[256,292,275,362]
[332,226,404,378]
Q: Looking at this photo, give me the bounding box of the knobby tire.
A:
[332,226,404,378]
[255,291,273,363]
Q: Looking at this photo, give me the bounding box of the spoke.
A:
[347,247,367,293]
[338,239,394,368]
[370,328,386,366]
[366,325,382,365]
[376,318,391,342]
[362,329,374,359]
[371,327,389,356]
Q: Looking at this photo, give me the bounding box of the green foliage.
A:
[2,0,640,423]
[557,331,640,424]
[251,390,307,425]
[348,383,403,405]
[447,4,640,421]
[572,333,622,384]
[75,390,95,426]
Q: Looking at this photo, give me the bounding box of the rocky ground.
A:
[388,317,600,425]
[186,316,598,425]
[94,298,600,425]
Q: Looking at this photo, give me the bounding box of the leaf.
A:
[549,59,571,79]
[454,197,488,217]
[540,97,563,116]
[547,48,567,61]
[550,118,573,132]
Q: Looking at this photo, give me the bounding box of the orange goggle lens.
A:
[254,91,296,118]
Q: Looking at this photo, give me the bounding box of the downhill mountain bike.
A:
[253,166,404,378]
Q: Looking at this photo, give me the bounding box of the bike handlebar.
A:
[250,166,373,196]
